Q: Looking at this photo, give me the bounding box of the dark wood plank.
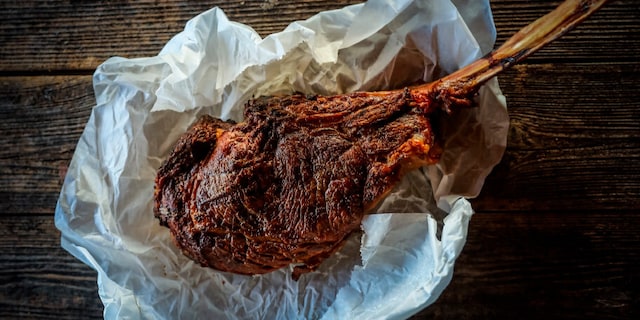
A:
[473,62,640,212]
[0,216,102,319]
[1,1,638,319]
[1,62,638,215]
[2,212,638,319]
[491,0,640,63]
[0,0,364,73]
[0,0,638,73]
[0,76,94,215]
[416,210,640,319]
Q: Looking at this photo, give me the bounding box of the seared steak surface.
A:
[154,90,441,276]
[153,0,608,278]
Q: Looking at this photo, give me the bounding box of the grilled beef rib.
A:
[154,0,608,277]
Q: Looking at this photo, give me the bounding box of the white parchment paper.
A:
[55,0,508,319]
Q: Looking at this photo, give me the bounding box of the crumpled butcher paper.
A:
[55,0,509,318]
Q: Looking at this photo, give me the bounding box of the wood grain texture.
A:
[1,0,638,73]
[0,216,102,319]
[474,62,640,212]
[0,0,364,73]
[1,63,636,216]
[491,0,640,63]
[0,0,638,319]
[416,211,640,319]
[2,213,638,319]
[0,76,94,215]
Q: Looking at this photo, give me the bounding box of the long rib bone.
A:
[154,0,610,278]
[401,0,610,113]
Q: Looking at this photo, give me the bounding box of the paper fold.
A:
[55,0,508,318]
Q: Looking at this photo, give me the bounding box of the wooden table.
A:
[1,0,638,318]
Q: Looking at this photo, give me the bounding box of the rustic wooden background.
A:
[1,0,638,318]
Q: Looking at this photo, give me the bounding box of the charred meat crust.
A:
[154,91,442,277]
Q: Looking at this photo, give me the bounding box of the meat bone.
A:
[154,0,610,278]
[376,0,610,113]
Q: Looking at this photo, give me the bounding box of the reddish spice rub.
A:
[153,0,609,278]
[154,91,442,277]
